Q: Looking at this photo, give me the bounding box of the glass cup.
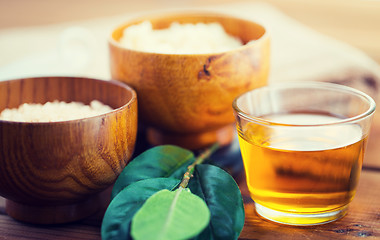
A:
[232,82,376,226]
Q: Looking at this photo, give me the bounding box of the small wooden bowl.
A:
[109,12,270,150]
[0,77,137,224]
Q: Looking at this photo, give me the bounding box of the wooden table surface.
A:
[1,0,380,239]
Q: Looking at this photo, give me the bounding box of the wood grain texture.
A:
[0,214,101,240]
[109,12,270,149]
[0,77,138,224]
[0,169,377,239]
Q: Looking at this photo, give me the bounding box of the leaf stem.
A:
[179,143,219,189]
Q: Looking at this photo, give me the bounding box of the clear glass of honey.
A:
[233,82,376,226]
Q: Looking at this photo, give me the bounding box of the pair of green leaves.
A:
[101,145,245,240]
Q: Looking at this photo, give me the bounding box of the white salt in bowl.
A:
[0,76,137,224]
[109,11,270,150]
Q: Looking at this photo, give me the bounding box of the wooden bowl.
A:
[0,77,138,224]
[109,12,270,150]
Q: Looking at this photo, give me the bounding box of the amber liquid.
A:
[238,113,366,216]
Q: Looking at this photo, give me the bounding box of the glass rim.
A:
[232,81,376,127]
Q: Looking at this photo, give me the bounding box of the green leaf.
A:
[111,145,194,199]
[189,164,245,240]
[131,188,211,240]
[103,144,245,240]
[101,178,180,240]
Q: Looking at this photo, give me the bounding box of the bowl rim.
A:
[232,81,377,127]
[0,76,137,125]
[108,10,270,56]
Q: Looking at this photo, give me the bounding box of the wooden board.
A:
[0,169,378,239]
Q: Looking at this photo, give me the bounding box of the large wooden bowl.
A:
[0,77,138,224]
[109,12,270,150]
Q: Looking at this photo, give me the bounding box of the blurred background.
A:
[0,0,380,168]
[1,0,379,64]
